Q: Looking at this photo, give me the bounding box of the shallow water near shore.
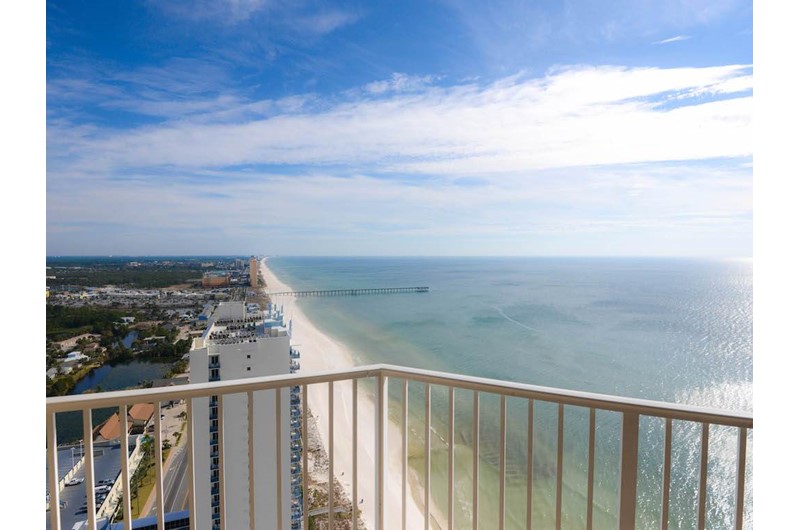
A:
[267,256,752,529]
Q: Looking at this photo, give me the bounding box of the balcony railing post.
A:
[186,398,196,530]
[83,408,97,530]
[376,373,388,530]
[154,400,165,530]
[401,379,408,530]
[619,412,640,530]
[353,378,359,530]
[47,411,61,530]
[302,385,309,530]
[473,391,480,530]
[119,405,132,530]
[328,381,334,529]
[248,392,256,530]
[275,389,283,530]
[424,382,431,530]
[735,427,748,530]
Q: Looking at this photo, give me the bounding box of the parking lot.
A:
[46,440,128,530]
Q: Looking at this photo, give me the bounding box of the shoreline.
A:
[259,258,435,530]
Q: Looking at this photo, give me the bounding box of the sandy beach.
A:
[259,259,432,530]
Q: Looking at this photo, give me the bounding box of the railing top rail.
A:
[378,365,752,428]
[46,364,752,428]
[46,364,383,413]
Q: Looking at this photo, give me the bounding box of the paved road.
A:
[147,439,190,517]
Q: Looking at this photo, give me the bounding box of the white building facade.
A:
[190,301,301,530]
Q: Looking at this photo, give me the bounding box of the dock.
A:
[266,286,429,297]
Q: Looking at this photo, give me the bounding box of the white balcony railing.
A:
[46,364,753,530]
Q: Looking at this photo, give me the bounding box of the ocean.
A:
[267,257,752,529]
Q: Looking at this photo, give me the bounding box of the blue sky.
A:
[46,0,753,256]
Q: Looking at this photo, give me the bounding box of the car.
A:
[97,479,114,486]
[94,485,111,494]
[65,477,84,486]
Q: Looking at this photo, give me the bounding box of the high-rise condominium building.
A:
[249,257,259,288]
[189,301,301,530]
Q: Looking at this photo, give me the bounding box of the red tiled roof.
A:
[97,413,121,441]
[128,403,155,422]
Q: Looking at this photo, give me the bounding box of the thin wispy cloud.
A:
[363,73,436,95]
[150,0,273,24]
[655,35,691,45]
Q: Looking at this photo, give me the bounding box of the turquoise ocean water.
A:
[267,257,752,530]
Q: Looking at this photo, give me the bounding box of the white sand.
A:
[260,259,430,530]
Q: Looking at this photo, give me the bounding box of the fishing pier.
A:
[266,286,429,297]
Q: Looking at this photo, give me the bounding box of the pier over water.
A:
[267,286,429,297]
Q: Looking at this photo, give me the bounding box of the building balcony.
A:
[46,364,752,530]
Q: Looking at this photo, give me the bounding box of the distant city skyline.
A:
[47,0,752,257]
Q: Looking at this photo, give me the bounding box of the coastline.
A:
[259,258,433,530]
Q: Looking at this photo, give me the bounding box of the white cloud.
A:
[654,35,691,45]
[296,9,361,36]
[47,64,752,256]
[50,65,752,178]
[364,73,436,95]
[152,0,272,24]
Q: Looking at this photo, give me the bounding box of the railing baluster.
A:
[402,379,408,530]
[619,412,640,530]
[248,392,256,530]
[217,397,225,530]
[425,382,431,530]
[276,389,283,530]
[119,406,132,530]
[186,399,196,530]
[735,427,747,530]
[526,399,534,530]
[302,385,309,530]
[353,378,359,530]
[661,418,672,530]
[473,391,480,530]
[556,403,564,530]
[499,395,507,530]
[328,381,334,529]
[698,423,709,530]
[448,386,455,530]
[587,408,596,530]
[83,408,96,530]
[154,401,165,530]
[47,411,61,530]
[377,374,387,530]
